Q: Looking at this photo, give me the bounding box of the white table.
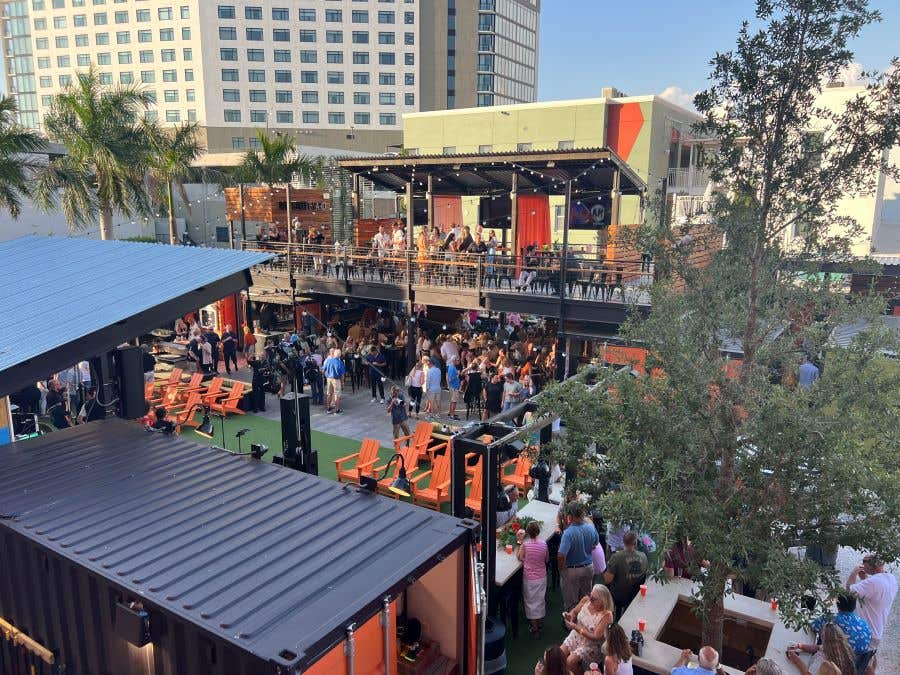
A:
[495,499,560,586]
[619,578,810,674]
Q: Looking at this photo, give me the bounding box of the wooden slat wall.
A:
[224,187,331,232]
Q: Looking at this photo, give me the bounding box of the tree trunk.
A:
[99,200,114,240]
[167,179,177,245]
[701,595,725,654]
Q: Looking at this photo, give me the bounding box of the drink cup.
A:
[770,598,779,611]
[639,584,648,597]
[505,544,513,554]
[638,618,646,632]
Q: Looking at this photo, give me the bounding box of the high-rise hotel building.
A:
[1,0,539,153]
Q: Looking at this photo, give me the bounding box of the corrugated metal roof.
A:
[0,420,470,669]
[0,236,272,391]
[829,315,900,352]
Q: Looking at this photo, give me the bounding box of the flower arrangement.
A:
[497,516,543,548]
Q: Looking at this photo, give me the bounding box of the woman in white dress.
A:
[561,584,614,674]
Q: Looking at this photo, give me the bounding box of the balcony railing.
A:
[243,242,653,304]
[667,166,711,195]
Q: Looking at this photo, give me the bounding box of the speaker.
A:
[280,393,317,475]
[116,346,146,419]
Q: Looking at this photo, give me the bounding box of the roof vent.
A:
[601,87,625,98]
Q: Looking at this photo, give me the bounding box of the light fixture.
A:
[360,453,411,497]
[195,412,214,439]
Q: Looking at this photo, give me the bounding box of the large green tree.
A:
[0,96,46,218]
[35,69,154,239]
[146,121,205,244]
[539,0,900,653]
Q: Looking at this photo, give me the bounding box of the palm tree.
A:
[0,96,46,218]
[235,129,322,187]
[146,121,205,244]
[35,69,154,240]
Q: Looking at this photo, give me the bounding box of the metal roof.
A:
[0,236,272,396]
[338,147,647,197]
[0,420,471,670]
[829,315,900,353]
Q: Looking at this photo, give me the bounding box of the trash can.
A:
[484,617,507,674]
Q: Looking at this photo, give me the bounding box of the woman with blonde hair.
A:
[560,584,614,674]
[786,623,856,675]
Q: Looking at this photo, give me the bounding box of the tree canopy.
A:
[0,96,46,219]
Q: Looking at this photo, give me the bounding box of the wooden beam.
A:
[426,173,434,232]
[509,172,519,256]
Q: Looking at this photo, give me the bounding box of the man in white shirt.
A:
[372,225,388,258]
[846,553,898,671]
[439,337,460,364]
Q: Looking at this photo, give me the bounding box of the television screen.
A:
[569,193,612,229]
[478,194,512,227]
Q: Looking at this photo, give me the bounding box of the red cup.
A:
[639,584,648,597]
[770,598,779,611]
[638,618,646,632]
[505,544,513,554]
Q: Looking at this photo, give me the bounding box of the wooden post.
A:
[609,168,621,259]
[406,181,414,249]
[426,173,434,233]
[509,172,519,258]
[238,183,247,242]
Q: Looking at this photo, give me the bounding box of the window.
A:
[404,32,414,45]
[274,49,291,62]
[55,36,69,48]
[232,137,245,150]
[164,90,178,103]
[272,7,288,21]
[353,92,369,104]
[141,70,155,83]
[37,57,50,69]
[187,110,197,122]
[378,32,395,45]
[379,73,395,85]
[97,52,111,65]
[53,16,67,28]
[352,10,368,22]
[325,9,342,21]
[299,29,316,42]
[353,52,370,64]
[299,8,315,21]
[327,71,344,84]
[158,7,172,20]
[137,29,151,42]
[35,38,49,50]
[276,111,293,124]
[94,12,107,25]
[161,49,175,61]
[34,18,47,30]
[248,69,265,82]
[77,54,91,66]
[42,95,53,106]
[40,76,52,88]
[139,50,153,63]
[477,74,493,91]
[114,10,126,23]
[117,51,131,64]
[328,112,345,124]
[221,68,238,81]
[224,110,241,122]
[328,92,344,104]
[249,90,266,102]
[478,144,492,153]
[478,54,494,71]
[379,92,395,105]
[220,48,237,61]
[162,69,176,81]
[275,70,292,82]
[244,5,262,20]
[249,137,260,149]
[275,91,292,103]
[181,27,190,40]
[273,29,289,42]
[57,55,71,67]
[379,52,395,65]
[326,30,343,43]
[379,113,396,125]
[516,142,532,152]
[404,11,415,24]
[145,111,158,122]
[300,50,317,63]
[326,51,343,64]
[245,28,263,41]
[558,140,575,150]
[301,91,318,103]
[302,111,319,123]
[250,110,266,123]
[405,93,414,105]
[136,9,149,21]
[219,27,236,40]
[405,73,415,85]
[184,69,194,81]
[180,6,189,19]
[354,112,370,124]
[75,35,89,46]
[97,73,110,85]
[95,33,109,45]
[166,110,180,122]
[379,11,395,23]
[352,31,369,44]
[247,49,264,62]
[116,31,130,44]
[217,5,235,19]
[300,71,317,83]
[353,72,370,84]
[404,53,414,65]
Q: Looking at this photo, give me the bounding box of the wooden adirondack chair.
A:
[501,454,533,492]
[410,452,452,511]
[376,444,419,497]
[394,421,442,462]
[209,382,245,416]
[173,372,204,398]
[334,438,381,483]
[164,392,203,433]
[143,381,156,401]
[465,458,483,519]
[199,377,225,404]
[154,367,182,390]
[149,384,180,408]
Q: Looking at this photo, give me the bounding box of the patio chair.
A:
[393,420,443,462]
[376,443,420,498]
[199,377,225,404]
[164,392,203,433]
[334,438,381,484]
[208,382,245,416]
[149,383,180,408]
[410,451,452,511]
[501,454,533,492]
[173,372,204,396]
[465,458,483,519]
[154,367,183,390]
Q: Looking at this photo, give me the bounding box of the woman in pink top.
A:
[517,520,549,636]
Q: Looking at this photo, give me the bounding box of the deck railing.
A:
[243,241,653,303]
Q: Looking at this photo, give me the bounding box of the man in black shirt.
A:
[203,328,221,373]
[483,371,504,421]
[78,388,106,423]
[221,324,239,374]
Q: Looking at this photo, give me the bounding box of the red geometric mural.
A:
[606,102,644,162]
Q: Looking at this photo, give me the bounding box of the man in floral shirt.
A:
[811,592,872,655]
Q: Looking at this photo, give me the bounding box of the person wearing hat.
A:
[845,553,897,672]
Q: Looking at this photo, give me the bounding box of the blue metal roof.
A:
[0,236,272,395]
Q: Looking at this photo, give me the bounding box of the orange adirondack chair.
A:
[334,438,381,483]
[208,382,245,416]
[154,367,182,390]
[149,384,180,408]
[376,444,419,497]
[143,381,156,400]
[394,421,444,462]
[501,454,533,492]
[410,452,452,511]
[465,458,483,519]
[164,392,203,433]
[174,372,204,397]
[200,377,225,404]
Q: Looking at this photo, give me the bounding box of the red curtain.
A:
[516,194,551,254]
[433,195,463,230]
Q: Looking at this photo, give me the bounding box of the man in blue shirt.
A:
[322,348,346,414]
[798,354,820,390]
[424,356,442,417]
[446,356,461,420]
[557,502,599,610]
[672,646,719,675]
[811,592,872,656]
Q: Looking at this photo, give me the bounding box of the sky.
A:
[537,0,900,108]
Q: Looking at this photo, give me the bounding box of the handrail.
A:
[0,616,56,665]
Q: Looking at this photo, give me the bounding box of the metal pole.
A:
[426,173,434,231]
[239,183,247,242]
[509,172,519,258]
[483,443,498,608]
[380,597,392,675]
[286,184,296,329]
[405,180,414,249]
[557,179,573,381]
[344,624,356,675]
